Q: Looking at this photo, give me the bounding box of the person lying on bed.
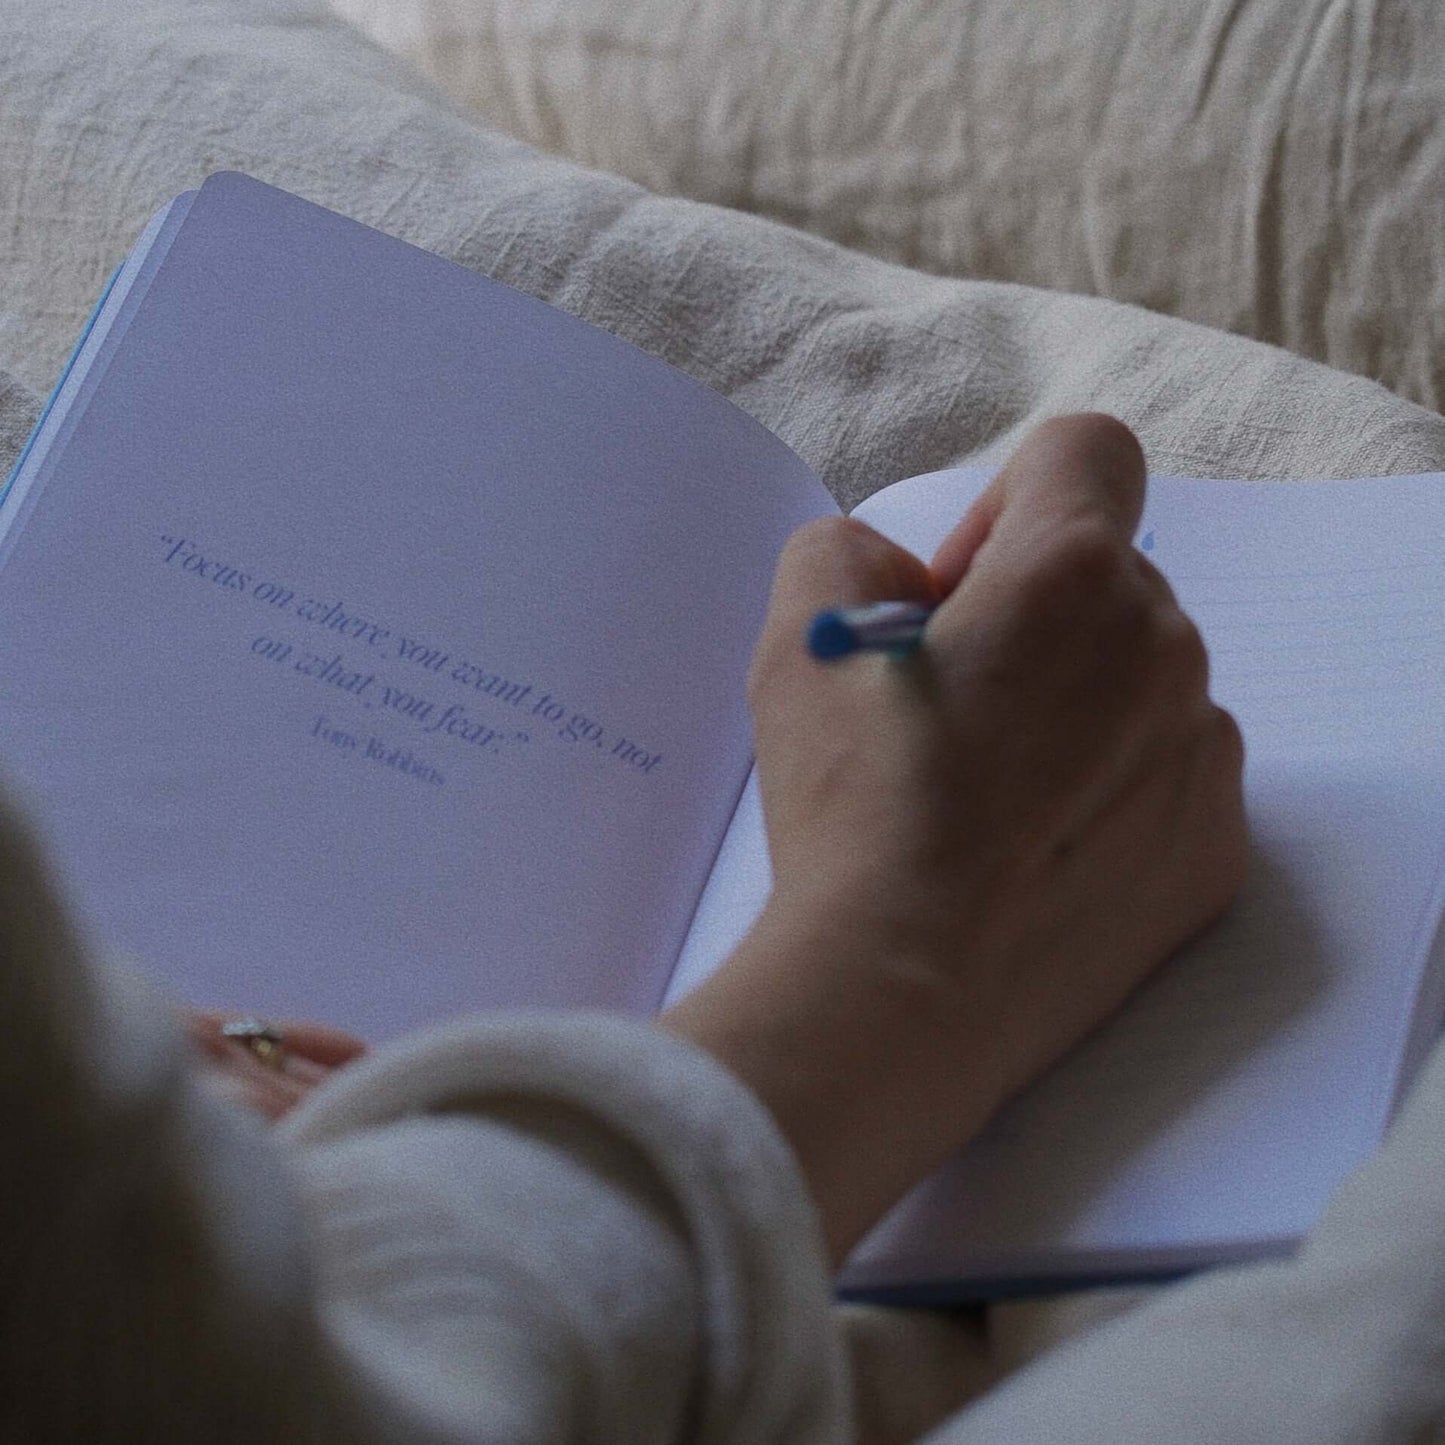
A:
[6,411,1247,1443]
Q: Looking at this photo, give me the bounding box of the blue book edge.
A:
[838,1266,1196,1308]
[1,261,126,510]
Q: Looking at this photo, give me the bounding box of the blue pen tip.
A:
[808,611,857,659]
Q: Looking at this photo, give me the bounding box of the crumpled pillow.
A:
[328,0,1445,415]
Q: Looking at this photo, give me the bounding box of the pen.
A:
[807,600,934,659]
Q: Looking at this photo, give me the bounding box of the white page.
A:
[664,763,768,1005]
[0,174,835,1043]
[670,464,1445,1293]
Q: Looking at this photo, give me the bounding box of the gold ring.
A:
[221,1017,288,1072]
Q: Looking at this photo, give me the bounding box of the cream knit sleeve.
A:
[0,762,849,1442]
[279,1013,853,1445]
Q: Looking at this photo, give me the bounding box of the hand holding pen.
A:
[665,414,1247,1262]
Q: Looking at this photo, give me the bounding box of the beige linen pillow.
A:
[328,0,1445,414]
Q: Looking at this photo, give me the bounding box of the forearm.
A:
[661,898,1005,1267]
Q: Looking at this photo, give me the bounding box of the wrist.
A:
[659,895,1004,1265]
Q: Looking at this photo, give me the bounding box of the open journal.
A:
[5,172,1445,1302]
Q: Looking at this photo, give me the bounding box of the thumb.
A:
[753,516,936,682]
[931,414,1146,595]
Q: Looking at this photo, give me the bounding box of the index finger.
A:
[751,515,937,683]
[931,414,1147,595]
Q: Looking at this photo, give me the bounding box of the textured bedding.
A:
[3,0,1445,1438]
[331,0,1445,415]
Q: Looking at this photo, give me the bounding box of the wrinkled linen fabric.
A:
[3,0,1445,1440]
[0,373,38,480]
[330,0,1445,415]
[4,0,1445,515]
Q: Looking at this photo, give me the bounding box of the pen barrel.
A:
[847,606,931,650]
[810,600,933,658]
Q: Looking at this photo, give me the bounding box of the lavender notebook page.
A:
[0,172,833,1042]
[667,465,1445,1290]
